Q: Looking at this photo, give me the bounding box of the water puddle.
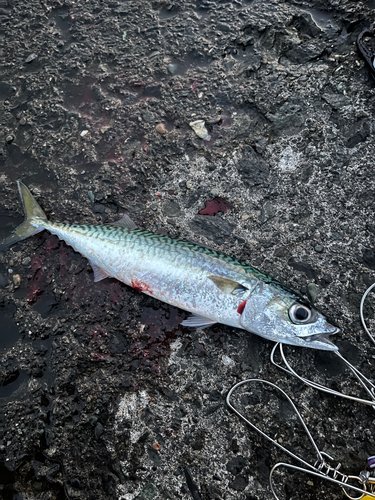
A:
[159,5,180,19]
[307,8,334,30]
[50,4,74,47]
[303,7,341,36]
[63,77,98,113]
[0,370,28,403]
[185,49,213,68]
[54,12,71,35]
[0,305,19,352]
[0,210,23,246]
[167,50,213,76]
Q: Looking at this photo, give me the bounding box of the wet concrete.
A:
[1,0,375,499]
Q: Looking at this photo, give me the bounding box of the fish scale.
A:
[0,181,340,350]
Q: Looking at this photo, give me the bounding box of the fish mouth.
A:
[299,327,340,350]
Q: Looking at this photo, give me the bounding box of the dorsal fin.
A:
[110,214,137,229]
[209,276,248,295]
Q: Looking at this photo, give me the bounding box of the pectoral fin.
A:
[90,262,111,282]
[181,314,216,329]
[209,276,248,295]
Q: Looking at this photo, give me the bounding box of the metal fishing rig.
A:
[227,379,375,500]
[357,28,375,80]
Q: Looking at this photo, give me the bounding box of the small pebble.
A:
[5,135,14,143]
[80,130,89,137]
[152,442,161,451]
[19,117,27,126]
[12,274,21,287]
[307,283,318,304]
[167,63,179,75]
[241,214,250,221]
[25,53,38,63]
[22,257,31,266]
[314,244,323,253]
[189,120,209,140]
[155,123,167,134]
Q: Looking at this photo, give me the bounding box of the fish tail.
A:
[0,181,47,250]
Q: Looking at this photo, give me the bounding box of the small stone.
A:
[19,117,27,126]
[155,123,167,134]
[142,112,154,123]
[80,130,89,137]
[94,422,103,439]
[22,257,31,265]
[307,283,318,304]
[5,135,14,143]
[314,244,323,253]
[152,442,161,451]
[167,63,180,75]
[189,120,209,140]
[12,274,21,287]
[228,474,248,491]
[241,214,250,221]
[87,191,95,204]
[221,355,235,367]
[25,53,38,63]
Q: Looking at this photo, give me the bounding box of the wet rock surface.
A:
[1,0,375,499]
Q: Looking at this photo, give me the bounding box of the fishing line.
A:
[360,283,375,347]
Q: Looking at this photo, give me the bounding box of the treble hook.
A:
[227,379,375,500]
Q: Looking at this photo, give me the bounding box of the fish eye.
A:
[289,303,312,324]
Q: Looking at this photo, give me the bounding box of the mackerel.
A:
[1,182,339,351]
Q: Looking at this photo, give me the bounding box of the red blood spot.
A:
[199,197,233,216]
[237,300,247,315]
[131,279,153,295]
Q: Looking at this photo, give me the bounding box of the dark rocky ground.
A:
[1,0,375,498]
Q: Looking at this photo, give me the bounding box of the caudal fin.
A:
[0,181,47,250]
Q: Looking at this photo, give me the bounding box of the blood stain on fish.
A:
[237,300,247,315]
[131,279,153,294]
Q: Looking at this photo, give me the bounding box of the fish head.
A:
[239,282,339,351]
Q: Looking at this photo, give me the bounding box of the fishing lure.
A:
[0,181,339,351]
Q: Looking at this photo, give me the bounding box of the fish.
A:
[0,181,340,351]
